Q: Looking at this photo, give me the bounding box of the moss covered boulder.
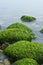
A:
[0,28,32,44]
[4,41,43,63]
[40,29,43,34]
[7,23,32,32]
[12,58,38,65]
[21,15,36,22]
[7,22,35,39]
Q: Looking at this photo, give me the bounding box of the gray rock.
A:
[0,52,10,65]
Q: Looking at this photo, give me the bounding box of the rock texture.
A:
[0,52,10,65]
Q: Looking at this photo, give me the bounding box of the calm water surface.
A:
[0,0,43,43]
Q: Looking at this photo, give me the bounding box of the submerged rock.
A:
[40,29,43,34]
[21,15,36,22]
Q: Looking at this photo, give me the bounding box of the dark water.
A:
[0,0,43,43]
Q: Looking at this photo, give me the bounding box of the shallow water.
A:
[0,0,43,43]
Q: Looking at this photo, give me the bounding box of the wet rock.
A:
[0,52,10,65]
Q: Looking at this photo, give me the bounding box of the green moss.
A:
[21,15,36,22]
[0,28,32,44]
[40,29,43,33]
[7,22,35,39]
[7,22,31,32]
[12,58,38,65]
[4,41,43,63]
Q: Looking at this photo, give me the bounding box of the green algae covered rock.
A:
[4,41,43,63]
[12,58,38,65]
[40,29,43,34]
[7,22,35,39]
[0,28,32,44]
[21,15,36,22]
[7,22,32,32]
